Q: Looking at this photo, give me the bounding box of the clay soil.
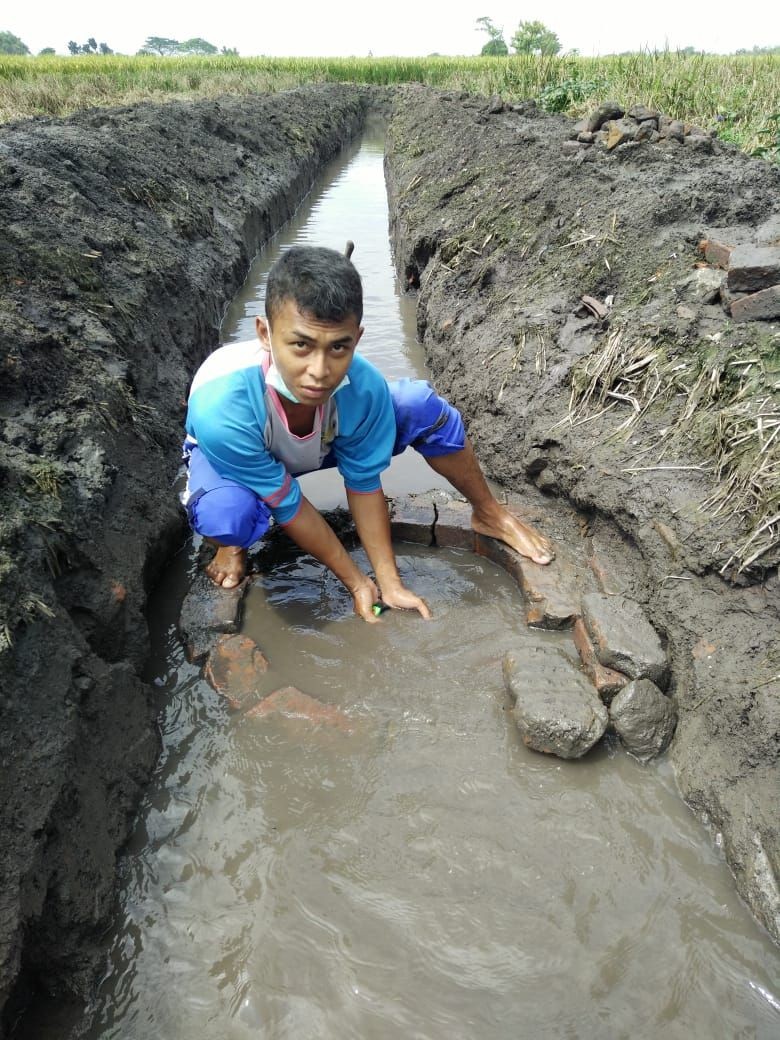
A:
[0,83,777,1034]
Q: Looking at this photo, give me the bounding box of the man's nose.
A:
[307,351,330,382]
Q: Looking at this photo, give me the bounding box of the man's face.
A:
[256,299,363,406]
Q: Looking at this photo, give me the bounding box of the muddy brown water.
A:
[42,122,779,1039]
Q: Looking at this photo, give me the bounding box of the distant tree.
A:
[511,20,561,55]
[139,36,180,56]
[38,47,55,55]
[0,30,30,55]
[178,37,218,55]
[67,40,79,55]
[476,15,508,56]
[736,44,780,54]
[481,38,509,56]
[99,42,113,54]
[221,46,239,56]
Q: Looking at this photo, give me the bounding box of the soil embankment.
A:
[0,84,369,1033]
[384,87,779,942]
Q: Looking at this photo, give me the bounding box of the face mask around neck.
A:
[265,342,301,404]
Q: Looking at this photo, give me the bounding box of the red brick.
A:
[698,238,733,270]
[572,619,628,702]
[244,686,357,734]
[204,634,269,710]
[730,284,780,323]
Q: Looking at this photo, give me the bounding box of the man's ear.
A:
[255,315,271,350]
[355,325,364,347]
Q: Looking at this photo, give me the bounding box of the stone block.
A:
[581,592,669,689]
[562,140,585,156]
[179,570,248,662]
[516,552,583,630]
[586,101,625,133]
[660,119,685,142]
[680,265,724,303]
[698,238,734,270]
[731,284,780,323]
[605,118,638,151]
[204,633,269,711]
[628,105,660,124]
[572,618,628,703]
[244,685,358,734]
[609,679,677,761]
[389,493,436,546]
[503,644,608,759]
[433,498,475,550]
[727,245,780,293]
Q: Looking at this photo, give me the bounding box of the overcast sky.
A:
[7,0,778,57]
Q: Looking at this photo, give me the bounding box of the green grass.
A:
[1,52,778,156]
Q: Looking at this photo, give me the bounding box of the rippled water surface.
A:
[42,122,779,1039]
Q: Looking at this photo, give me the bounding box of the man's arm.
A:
[346,489,431,619]
[283,497,381,622]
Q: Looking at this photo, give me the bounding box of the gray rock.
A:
[581,592,669,688]
[628,105,660,126]
[610,679,677,761]
[586,101,625,133]
[179,569,247,662]
[503,644,608,759]
[678,266,724,304]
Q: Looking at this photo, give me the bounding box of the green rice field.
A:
[1,52,778,157]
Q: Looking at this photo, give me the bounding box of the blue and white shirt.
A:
[185,341,395,524]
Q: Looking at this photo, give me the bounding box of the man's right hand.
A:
[349,576,382,624]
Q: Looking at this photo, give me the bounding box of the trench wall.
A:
[383,86,779,944]
[0,85,370,1032]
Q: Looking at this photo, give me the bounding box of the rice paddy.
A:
[0,52,778,157]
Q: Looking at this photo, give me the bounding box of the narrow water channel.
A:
[38,120,780,1040]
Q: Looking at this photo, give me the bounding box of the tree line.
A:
[0,31,238,56]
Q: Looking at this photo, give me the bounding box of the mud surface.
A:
[384,87,779,942]
[0,81,778,1034]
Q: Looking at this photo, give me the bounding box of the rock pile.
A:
[387,492,676,762]
[566,100,719,156]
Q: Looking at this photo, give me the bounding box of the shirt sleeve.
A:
[186,373,303,524]
[333,361,396,493]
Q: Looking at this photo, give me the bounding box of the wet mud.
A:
[0,82,778,1033]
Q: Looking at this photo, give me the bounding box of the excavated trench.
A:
[1,86,778,1036]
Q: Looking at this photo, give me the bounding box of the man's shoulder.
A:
[343,353,388,393]
[189,340,264,399]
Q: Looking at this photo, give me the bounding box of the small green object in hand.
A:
[372,602,389,616]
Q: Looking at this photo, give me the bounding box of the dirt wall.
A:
[0,85,369,1034]
[384,86,779,943]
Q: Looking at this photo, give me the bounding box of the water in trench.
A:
[48,120,780,1039]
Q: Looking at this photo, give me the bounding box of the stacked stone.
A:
[699,239,780,323]
[564,101,719,156]
[178,569,359,733]
[388,492,676,763]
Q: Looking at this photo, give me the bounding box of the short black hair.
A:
[265,246,363,325]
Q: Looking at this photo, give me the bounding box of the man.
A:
[182,246,553,622]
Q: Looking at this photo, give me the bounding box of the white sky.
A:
[6,0,778,57]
